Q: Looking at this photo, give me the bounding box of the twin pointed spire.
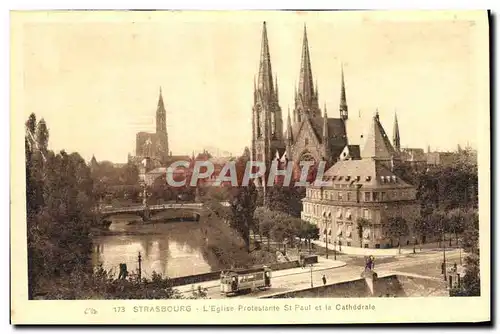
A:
[298,24,315,108]
[257,22,274,101]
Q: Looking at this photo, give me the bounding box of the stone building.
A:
[250,22,358,177]
[134,88,169,164]
[301,113,420,249]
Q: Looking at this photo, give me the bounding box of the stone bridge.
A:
[96,201,230,227]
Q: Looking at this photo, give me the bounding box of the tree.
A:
[36,118,49,154]
[356,217,370,248]
[384,216,409,254]
[229,182,258,253]
[450,209,479,296]
[447,208,467,246]
[298,220,319,251]
[255,207,273,251]
[26,115,97,299]
[429,210,448,247]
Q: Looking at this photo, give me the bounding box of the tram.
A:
[220,266,272,296]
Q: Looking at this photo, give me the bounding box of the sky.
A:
[16,11,488,163]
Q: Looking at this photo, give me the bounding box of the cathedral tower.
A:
[293,25,320,123]
[251,22,285,203]
[156,87,169,162]
[251,22,285,166]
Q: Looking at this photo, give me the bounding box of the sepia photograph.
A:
[10,9,490,324]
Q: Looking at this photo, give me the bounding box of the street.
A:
[177,249,462,299]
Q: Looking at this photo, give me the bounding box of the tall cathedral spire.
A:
[340,63,348,120]
[298,24,315,110]
[257,21,274,101]
[156,86,166,133]
[393,112,401,152]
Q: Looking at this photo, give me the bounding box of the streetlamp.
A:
[333,241,337,260]
[324,216,329,259]
[310,264,314,288]
[458,238,463,265]
[442,229,447,281]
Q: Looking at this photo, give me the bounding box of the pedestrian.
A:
[322,274,327,285]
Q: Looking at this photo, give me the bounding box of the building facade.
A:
[134,88,169,164]
[301,113,420,249]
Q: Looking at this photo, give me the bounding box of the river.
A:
[91,213,222,279]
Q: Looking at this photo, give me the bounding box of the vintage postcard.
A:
[10,10,490,325]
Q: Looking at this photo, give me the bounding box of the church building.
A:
[132,88,170,165]
[250,22,359,185]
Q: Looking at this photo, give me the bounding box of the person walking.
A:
[322,274,327,285]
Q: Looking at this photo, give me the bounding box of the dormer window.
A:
[366,176,372,181]
[338,176,343,181]
[345,176,351,181]
[356,176,361,181]
[392,175,397,182]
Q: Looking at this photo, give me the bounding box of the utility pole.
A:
[333,241,337,260]
[138,252,142,282]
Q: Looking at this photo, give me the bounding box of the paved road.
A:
[178,250,462,299]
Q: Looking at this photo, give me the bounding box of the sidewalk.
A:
[312,240,442,257]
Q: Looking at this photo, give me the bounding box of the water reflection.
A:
[92,216,221,278]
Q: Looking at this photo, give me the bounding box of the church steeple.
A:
[297,24,316,115]
[340,63,348,120]
[393,112,401,152]
[274,75,279,102]
[287,107,293,141]
[156,86,166,134]
[322,103,329,140]
[251,21,285,175]
[257,21,274,102]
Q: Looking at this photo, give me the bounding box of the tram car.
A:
[220,266,272,296]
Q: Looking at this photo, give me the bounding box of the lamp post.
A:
[442,229,447,281]
[324,217,329,259]
[310,264,313,288]
[458,238,463,265]
[333,241,337,260]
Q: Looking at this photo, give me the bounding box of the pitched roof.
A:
[323,159,413,189]
[360,113,397,160]
[288,116,346,145]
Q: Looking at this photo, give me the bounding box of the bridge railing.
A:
[99,202,207,214]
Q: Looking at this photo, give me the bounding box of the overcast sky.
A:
[17,11,488,162]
